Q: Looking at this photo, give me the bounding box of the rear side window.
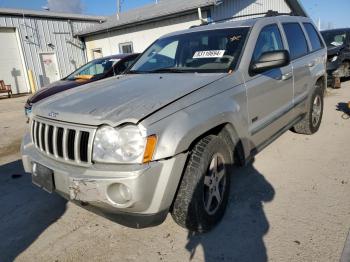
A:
[303,23,324,51]
[283,23,309,60]
[252,24,284,61]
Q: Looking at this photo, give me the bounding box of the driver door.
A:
[244,23,294,148]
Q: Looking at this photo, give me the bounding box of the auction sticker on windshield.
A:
[193,50,226,59]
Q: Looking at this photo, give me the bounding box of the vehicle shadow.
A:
[186,160,275,262]
[0,160,66,262]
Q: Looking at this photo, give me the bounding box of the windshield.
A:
[321,30,347,47]
[65,58,121,81]
[129,27,250,74]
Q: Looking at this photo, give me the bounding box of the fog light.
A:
[107,183,132,205]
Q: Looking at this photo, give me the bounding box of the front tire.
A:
[171,135,233,232]
[293,85,324,135]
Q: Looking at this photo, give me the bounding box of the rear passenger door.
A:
[281,22,314,114]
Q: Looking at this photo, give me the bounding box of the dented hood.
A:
[34,73,224,126]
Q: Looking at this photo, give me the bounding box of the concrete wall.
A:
[0,15,99,92]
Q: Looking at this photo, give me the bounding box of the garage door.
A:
[0,28,28,94]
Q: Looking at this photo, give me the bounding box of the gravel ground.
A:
[0,83,349,262]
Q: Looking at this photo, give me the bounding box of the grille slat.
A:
[31,121,36,145]
[80,131,90,163]
[62,128,68,160]
[40,123,46,151]
[74,131,81,163]
[56,127,64,158]
[67,129,76,160]
[35,121,41,149]
[53,126,58,157]
[31,118,94,165]
[48,126,54,155]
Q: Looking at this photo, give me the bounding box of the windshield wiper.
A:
[127,70,149,74]
[150,68,193,73]
[127,68,194,74]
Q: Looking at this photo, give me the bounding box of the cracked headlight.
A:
[93,125,147,164]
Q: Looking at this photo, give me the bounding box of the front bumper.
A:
[21,133,188,228]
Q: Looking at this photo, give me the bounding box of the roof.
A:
[0,7,105,22]
[77,0,308,37]
[77,0,219,37]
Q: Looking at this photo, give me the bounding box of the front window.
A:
[321,30,347,47]
[65,58,122,81]
[129,28,250,74]
[253,24,284,62]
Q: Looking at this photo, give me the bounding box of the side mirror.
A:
[250,50,290,74]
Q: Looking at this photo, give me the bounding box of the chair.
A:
[0,80,12,98]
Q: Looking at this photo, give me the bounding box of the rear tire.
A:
[293,86,324,135]
[171,135,233,232]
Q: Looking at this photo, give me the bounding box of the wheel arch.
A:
[315,75,326,93]
[185,123,246,166]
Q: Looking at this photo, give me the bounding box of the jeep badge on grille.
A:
[48,112,59,118]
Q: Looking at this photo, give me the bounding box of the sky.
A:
[0,0,348,29]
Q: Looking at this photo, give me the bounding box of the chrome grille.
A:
[31,117,95,165]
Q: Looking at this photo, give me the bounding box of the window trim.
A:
[282,22,310,61]
[119,42,134,54]
[302,22,325,53]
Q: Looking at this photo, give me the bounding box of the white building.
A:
[78,0,307,61]
[0,8,104,94]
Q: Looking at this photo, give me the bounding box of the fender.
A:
[144,84,251,161]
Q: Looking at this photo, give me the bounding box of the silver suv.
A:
[21,15,327,232]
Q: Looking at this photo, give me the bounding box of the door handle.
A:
[279,72,292,81]
[307,61,316,68]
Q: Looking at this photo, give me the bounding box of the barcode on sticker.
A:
[193,50,225,59]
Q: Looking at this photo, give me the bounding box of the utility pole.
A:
[117,0,122,19]
[317,17,321,30]
[117,0,121,14]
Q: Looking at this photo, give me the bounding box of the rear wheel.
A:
[293,86,324,135]
[171,135,233,232]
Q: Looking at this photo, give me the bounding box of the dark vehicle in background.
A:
[25,53,139,116]
[321,28,350,88]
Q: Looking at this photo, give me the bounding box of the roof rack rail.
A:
[265,10,281,17]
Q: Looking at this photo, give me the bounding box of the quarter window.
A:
[303,23,324,51]
[253,24,284,61]
[283,23,309,60]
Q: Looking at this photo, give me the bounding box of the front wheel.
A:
[171,135,233,232]
[293,86,324,135]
